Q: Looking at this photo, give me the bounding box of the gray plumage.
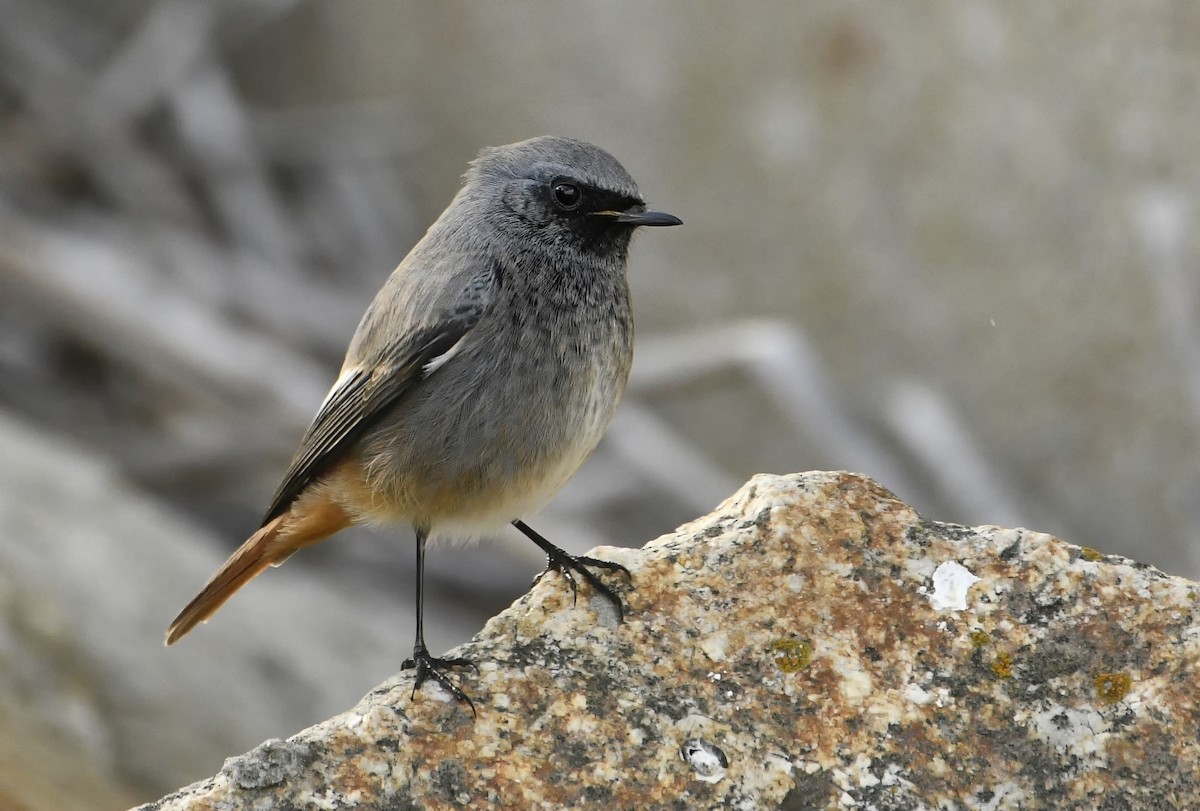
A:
[267,136,660,535]
[167,136,680,708]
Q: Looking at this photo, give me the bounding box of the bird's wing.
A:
[261,260,503,524]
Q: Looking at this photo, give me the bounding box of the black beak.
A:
[614,208,683,227]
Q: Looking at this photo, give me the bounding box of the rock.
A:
[135,471,1200,810]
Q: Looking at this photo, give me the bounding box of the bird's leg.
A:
[512,519,631,621]
[401,525,477,714]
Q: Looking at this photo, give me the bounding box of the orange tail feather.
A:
[165,500,349,645]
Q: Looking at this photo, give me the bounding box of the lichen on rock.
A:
[135,472,1200,810]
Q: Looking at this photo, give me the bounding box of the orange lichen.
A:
[970,630,991,648]
[991,653,1013,679]
[769,638,813,673]
[1095,672,1132,705]
[1080,547,1104,562]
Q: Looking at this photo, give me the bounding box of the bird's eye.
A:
[552,181,583,210]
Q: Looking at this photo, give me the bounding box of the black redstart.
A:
[166,136,681,709]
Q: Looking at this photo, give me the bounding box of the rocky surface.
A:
[137,471,1200,810]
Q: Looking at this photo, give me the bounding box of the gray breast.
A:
[354,261,633,523]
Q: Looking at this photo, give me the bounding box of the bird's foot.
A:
[535,548,631,621]
[402,644,478,716]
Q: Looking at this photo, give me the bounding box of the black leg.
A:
[512,519,631,621]
[401,525,477,715]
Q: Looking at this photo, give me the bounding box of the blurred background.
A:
[2,1,1199,807]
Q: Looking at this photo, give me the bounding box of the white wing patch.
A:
[421,337,466,377]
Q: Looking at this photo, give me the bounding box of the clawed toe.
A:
[539,549,629,621]
[573,554,631,578]
[402,647,478,715]
[512,520,632,623]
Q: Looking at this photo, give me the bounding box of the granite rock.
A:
[136,472,1200,810]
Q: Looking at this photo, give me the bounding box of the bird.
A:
[165,136,682,710]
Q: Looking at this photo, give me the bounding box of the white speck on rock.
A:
[976,782,1024,811]
[680,738,728,783]
[928,561,981,611]
[833,655,873,702]
[699,631,729,662]
[903,683,932,705]
[1028,705,1109,761]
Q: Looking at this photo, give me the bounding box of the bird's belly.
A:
[343,349,626,537]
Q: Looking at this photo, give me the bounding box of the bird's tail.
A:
[165,500,349,645]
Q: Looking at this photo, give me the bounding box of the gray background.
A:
[1,1,1198,807]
